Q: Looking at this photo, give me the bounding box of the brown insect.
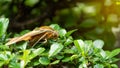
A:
[5,26,59,46]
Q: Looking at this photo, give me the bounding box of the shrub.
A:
[0,18,120,68]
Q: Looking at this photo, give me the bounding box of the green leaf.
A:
[100,49,106,58]
[65,29,77,37]
[64,36,73,46]
[94,64,104,68]
[84,40,93,54]
[16,41,28,50]
[83,60,89,67]
[49,43,63,57]
[22,50,31,59]
[56,55,64,60]
[0,51,13,67]
[0,18,9,37]
[74,39,84,52]
[30,48,45,60]
[70,55,78,61]
[62,57,71,62]
[79,60,88,68]
[0,54,7,61]
[39,57,50,65]
[79,65,84,68]
[106,48,120,59]
[33,60,40,66]
[0,45,9,50]
[50,60,60,65]
[64,49,74,54]
[0,51,12,61]
[20,50,31,68]
[111,64,118,68]
[24,0,39,7]
[50,24,60,30]
[93,40,104,49]
[9,58,20,68]
[92,57,100,63]
[71,46,78,53]
[105,51,111,56]
[58,29,67,37]
[110,58,120,63]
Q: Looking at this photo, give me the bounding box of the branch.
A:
[9,0,75,31]
[10,12,48,29]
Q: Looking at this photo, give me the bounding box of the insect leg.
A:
[32,33,47,47]
[42,38,47,43]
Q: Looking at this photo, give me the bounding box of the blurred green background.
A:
[0,0,120,50]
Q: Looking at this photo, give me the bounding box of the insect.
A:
[5,26,59,46]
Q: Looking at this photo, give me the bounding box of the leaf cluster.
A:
[0,18,120,68]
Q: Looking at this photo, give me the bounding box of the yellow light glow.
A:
[116,1,120,5]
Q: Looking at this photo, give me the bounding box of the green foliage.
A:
[74,39,120,68]
[0,18,120,68]
[24,0,39,7]
[0,18,9,37]
[0,0,118,50]
[49,43,63,57]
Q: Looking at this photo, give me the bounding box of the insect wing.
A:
[5,30,47,45]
